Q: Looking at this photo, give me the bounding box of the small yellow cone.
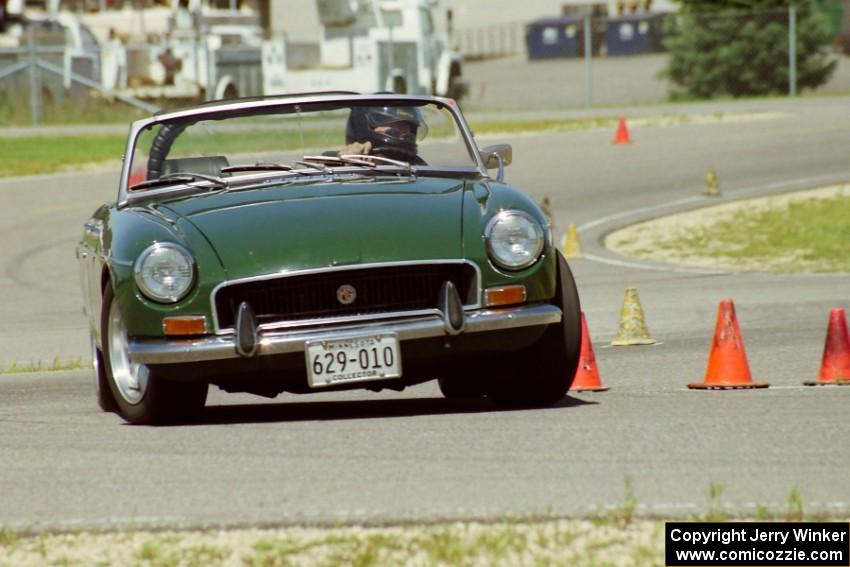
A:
[611,286,656,346]
[704,167,720,197]
[539,196,554,225]
[561,223,583,259]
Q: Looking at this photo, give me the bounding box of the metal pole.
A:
[27,26,42,126]
[788,5,797,97]
[584,14,593,106]
[206,34,215,100]
[388,24,395,89]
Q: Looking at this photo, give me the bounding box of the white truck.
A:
[31,0,463,104]
[97,0,265,101]
[262,0,465,99]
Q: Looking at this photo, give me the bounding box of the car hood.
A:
[157,177,466,279]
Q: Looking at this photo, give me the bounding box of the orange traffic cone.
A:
[688,299,769,390]
[804,308,850,386]
[613,115,632,145]
[571,312,608,392]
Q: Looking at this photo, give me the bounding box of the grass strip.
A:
[0,116,736,177]
[0,118,599,179]
[0,520,667,567]
[0,483,838,565]
[0,357,86,375]
[608,186,850,273]
[0,136,125,178]
[0,112,782,179]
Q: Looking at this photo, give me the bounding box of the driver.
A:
[338,105,428,165]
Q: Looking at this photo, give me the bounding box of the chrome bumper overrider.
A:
[128,304,563,365]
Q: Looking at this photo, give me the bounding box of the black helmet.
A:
[345,105,428,161]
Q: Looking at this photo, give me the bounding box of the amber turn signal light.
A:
[162,316,207,336]
[485,285,527,307]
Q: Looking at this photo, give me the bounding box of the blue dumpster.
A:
[526,17,584,60]
[605,13,665,56]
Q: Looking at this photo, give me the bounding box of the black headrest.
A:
[162,155,229,177]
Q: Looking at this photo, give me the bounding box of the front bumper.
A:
[128,303,562,365]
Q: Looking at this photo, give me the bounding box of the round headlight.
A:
[134,243,196,303]
[485,210,545,271]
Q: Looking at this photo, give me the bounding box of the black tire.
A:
[437,375,487,399]
[487,251,582,408]
[92,337,118,413]
[101,282,208,425]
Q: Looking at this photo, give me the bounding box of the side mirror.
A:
[480,144,513,169]
[479,144,512,182]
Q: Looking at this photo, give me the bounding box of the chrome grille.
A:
[214,262,479,330]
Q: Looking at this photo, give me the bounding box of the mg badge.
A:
[336,284,357,305]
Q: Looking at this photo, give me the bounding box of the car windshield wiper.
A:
[301,154,413,175]
[129,172,228,191]
[220,162,293,174]
[294,159,335,175]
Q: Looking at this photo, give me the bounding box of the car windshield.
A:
[125,98,479,193]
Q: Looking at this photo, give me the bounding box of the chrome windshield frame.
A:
[116,93,487,208]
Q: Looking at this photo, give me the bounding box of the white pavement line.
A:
[733,173,850,198]
[577,196,704,233]
[675,385,837,392]
[578,173,850,235]
[581,252,730,275]
[0,167,114,185]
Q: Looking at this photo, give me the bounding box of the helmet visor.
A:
[364,107,429,142]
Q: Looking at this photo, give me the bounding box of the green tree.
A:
[663,0,837,99]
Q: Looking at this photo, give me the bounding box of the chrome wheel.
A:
[100,281,207,425]
[106,299,150,405]
[92,335,117,412]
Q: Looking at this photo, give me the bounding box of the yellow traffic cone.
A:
[539,196,554,224]
[561,223,583,259]
[611,286,656,346]
[704,167,720,197]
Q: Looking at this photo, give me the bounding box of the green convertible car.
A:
[76,92,582,425]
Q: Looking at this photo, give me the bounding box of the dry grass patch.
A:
[606,184,850,273]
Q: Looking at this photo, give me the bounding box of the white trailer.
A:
[97,0,265,101]
[263,0,465,99]
[96,0,463,103]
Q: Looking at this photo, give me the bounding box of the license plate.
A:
[305,333,402,388]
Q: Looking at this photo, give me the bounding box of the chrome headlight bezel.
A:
[133,242,196,304]
[484,210,546,272]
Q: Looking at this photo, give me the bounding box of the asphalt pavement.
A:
[0,94,849,529]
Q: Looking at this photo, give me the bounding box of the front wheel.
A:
[437,375,487,399]
[487,252,581,408]
[92,335,118,413]
[101,282,207,425]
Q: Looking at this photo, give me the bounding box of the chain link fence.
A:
[0,27,265,125]
[0,23,159,125]
[455,6,848,111]
[1,6,848,123]
[453,21,526,61]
